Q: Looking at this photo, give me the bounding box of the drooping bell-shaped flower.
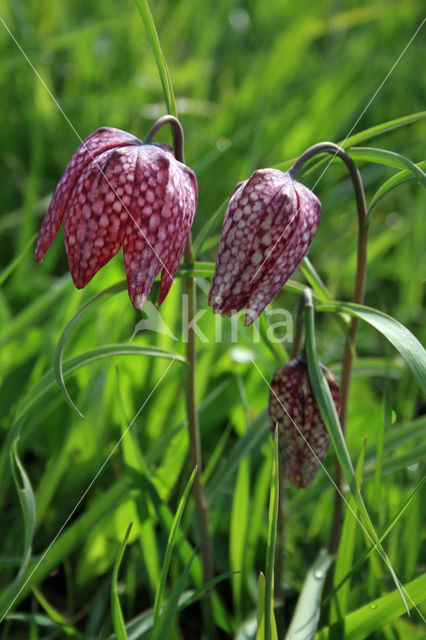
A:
[208,169,321,325]
[268,358,340,489]
[35,121,197,309]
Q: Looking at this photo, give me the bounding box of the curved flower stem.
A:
[143,114,184,163]
[149,116,216,635]
[290,143,369,553]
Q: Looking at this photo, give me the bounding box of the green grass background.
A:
[0,0,425,638]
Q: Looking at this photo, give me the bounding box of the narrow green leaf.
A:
[4,479,129,612]
[153,468,197,625]
[133,0,176,116]
[316,302,426,393]
[0,439,36,614]
[367,161,426,220]
[341,111,426,148]
[0,232,37,286]
[111,523,133,640]
[330,441,366,623]
[264,429,279,640]
[230,458,250,621]
[285,549,333,640]
[327,476,426,604]
[17,343,185,423]
[300,257,332,302]
[176,261,215,278]
[256,573,266,640]
[348,147,425,184]
[304,295,407,609]
[31,585,86,639]
[205,410,270,505]
[54,280,127,418]
[316,573,426,640]
[150,555,195,640]
[192,199,227,257]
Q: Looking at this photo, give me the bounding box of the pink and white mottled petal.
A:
[35,127,141,261]
[268,359,339,489]
[208,169,285,307]
[123,145,171,308]
[158,164,197,304]
[123,236,162,309]
[64,146,138,288]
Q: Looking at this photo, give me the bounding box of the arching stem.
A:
[290,143,369,553]
[146,115,216,637]
[143,114,184,163]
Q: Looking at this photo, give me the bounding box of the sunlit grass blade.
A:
[367,161,426,220]
[205,410,269,505]
[0,274,70,347]
[150,554,195,640]
[31,584,86,639]
[54,280,127,418]
[192,199,227,257]
[330,440,366,624]
[326,476,426,605]
[0,232,37,286]
[284,549,333,640]
[304,293,408,610]
[300,257,332,302]
[133,0,176,117]
[16,343,185,423]
[256,572,266,640]
[316,302,426,393]
[349,147,426,185]
[316,573,426,640]
[264,428,279,640]
[111,522,133,640]
[230,457,250,622]
[0,439,36,616]
[6,478,129,611]
[341,111,426,148]
[153,467,197,625]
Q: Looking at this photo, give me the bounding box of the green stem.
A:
[152,116,215,637]
[290,143,369,553]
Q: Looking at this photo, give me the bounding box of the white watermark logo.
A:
[131,296,293,344]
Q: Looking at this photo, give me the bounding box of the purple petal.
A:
[35,127,140,261]
[64,146,138,288]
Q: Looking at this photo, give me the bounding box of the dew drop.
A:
[314,570,324,580]
[370,603,377,609]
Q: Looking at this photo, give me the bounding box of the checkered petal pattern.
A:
[208,169,321,325]
[268,358,340,489]
[35,126,197,309]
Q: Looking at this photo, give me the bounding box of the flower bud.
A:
[208,169,321,325]
[35,126,197,309]
[268,358,340,489]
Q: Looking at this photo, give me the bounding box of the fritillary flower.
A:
[268,358,340,489]
[208,169,321,325]
[35,119,197,309]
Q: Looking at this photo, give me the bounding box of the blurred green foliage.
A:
[0,0,425,638]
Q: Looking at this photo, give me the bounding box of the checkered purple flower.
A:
[268,358,340,489]
[35,126,197,309]
[208,169,321,325]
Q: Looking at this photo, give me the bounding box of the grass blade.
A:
[16,343,185,423]
[349,147,426,185]
[367,161,426,220]
[133,0,176,117]
[0,232,37,286]
[284,549,333,640]
[330,440,366,624]
[264,428,279,640]
[150,554,195,640]
[316,573,426,640]
[256,573,266,640]
[153,467,197,625]
[0,439,36,615]
[111,523,133,640]
[304,296,408,610]
[31,585,86,639]
[316,302,426,393]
